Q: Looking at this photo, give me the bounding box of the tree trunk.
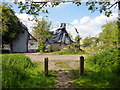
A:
[118,1,120,74]
[118,1,120,10]
[2,44,4,49]
[10,42,13,53]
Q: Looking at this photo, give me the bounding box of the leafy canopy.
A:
[32,18,51,53]
[83,36,98,47]
[99,21,118,48]
[33,18,51,41]
[12,0,119,17]
[75,34,81,41]
[2,4,25,45]
[83,20,118,49]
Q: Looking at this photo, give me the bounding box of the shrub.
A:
[70,48,120,88]
[86,49,119,73]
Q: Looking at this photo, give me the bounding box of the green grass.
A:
[2,48,120,88]
[70,69,120,88]
[70,48,120,88]
[2,54,56,88]
[52,50,87,55]
[55,62,70,69]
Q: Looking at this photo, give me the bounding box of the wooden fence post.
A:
[44,57,48,77]
[80,56,84,76]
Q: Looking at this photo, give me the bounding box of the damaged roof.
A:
[46,23,74,44]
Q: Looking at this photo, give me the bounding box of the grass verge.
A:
[55,62,70,69]
[52,50,88,55]
[69,48,120,88]
[2,54,56,88]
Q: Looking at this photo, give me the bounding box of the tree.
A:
[11,0,120,17]
[99,21,118,48]
[74,34,81,41]
[2,4,25,51]
[32,18,51,53]
[83,37,92,47]
[74,34,82,51]
[68,33,73,40]
[0,5,2,50]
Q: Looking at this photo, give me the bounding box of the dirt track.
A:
[24,53,86,62]
[24,53,87,88]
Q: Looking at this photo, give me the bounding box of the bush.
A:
[86,48,119,73]
[70,48,120,88]
[38,41,46,53]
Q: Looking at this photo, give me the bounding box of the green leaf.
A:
[10,5,12,7]
[19,1,23,5]
[14,1,17,4]
[42,10,45,13]
[86,2,89,6]
[102,6,106,11]
[35,13,39,15]
[18,6,21,8]
[46,10,48,13]
[100,9,102,13]
[88,5,93,10]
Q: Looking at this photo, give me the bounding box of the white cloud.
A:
[50,12,117,40]
[72,19,79,24]
[80,16,91,24]
[70,12,118,39]
[89,13,118,28]
[16,13,42,32]
[11,0,26,3]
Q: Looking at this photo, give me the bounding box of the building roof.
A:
[21,23,37,41]
[46,23,74,44]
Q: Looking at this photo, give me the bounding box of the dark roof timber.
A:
[46,23,74,44]
[21,23,37,42]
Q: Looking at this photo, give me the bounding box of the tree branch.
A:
[40,2,47,8]
[108,1,118,9]
[37,3,47,14]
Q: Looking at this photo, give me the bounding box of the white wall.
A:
[28,40,38,49]
[28,40,38,52]
[12,30,29,52]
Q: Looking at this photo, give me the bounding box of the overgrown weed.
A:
[70,48,120,88]
[2,54,56,88]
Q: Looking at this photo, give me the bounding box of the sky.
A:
[1,0,118,39]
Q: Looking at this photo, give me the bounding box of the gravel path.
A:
[55,70,74,88]
[24,53,86,62]
[24,53,86,88]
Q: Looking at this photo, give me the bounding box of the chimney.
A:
[60,23,66,28]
